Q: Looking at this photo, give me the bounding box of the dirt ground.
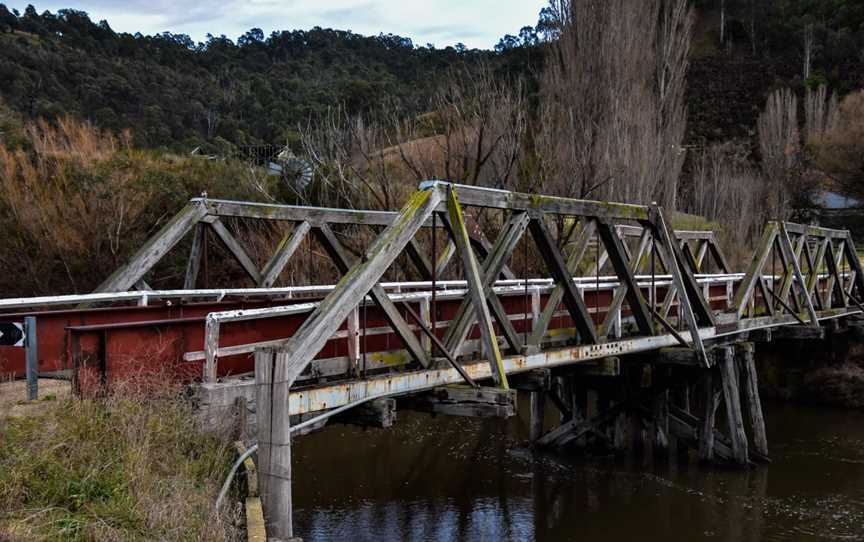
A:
[0,379,72,418]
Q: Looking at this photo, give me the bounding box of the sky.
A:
[7,1,548,50]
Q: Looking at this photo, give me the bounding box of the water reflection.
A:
[292,399,864,541]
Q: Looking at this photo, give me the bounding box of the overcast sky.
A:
[8,1,547,50]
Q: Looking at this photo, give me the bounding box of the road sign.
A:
[0,322,24,347]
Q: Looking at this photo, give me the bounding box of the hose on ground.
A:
[215,390,395,512]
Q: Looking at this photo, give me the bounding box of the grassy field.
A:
[0,381,241,541]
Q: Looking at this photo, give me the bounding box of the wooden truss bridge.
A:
[2,181,863,540]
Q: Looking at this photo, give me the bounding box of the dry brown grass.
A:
[0,116,280,296]
[0,379,241,541]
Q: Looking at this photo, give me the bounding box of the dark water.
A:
[292,398,864,542]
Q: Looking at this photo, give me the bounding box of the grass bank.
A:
[0,384,240,541]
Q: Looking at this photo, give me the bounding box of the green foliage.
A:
[0,5,540,150]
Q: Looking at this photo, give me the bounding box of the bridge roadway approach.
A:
[2,182,863,540]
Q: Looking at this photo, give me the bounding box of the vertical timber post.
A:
[718,346,749,465]
[698,369,718,463]
[255,348,294,541]
[529,390,545,443]
[737,342,768,457]
[25,316,38,401]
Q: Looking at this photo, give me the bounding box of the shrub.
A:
[0,117,279,296]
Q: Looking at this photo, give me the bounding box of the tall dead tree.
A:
[758,88,800,220]
[804,84,838,145]
[537,0,693,208]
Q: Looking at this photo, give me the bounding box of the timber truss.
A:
[85,181,864,394]
[74,181,862,541]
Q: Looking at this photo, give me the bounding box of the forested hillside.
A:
[0,4,539,150]
[1,2,861,152]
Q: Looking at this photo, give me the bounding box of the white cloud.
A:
[8,0,547,49]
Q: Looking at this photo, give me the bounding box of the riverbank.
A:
[758,328,864,409]
[0,382,240,541]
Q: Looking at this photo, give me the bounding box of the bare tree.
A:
[804,84,838,145]
[391,65,528,190]
[758,88,801,219]
[536,0,693,208]
[296,64,527,211]
[686,141,762,259]
[803,23,815,80]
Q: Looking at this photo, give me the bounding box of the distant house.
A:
[813,189,864,242]
[814,190,862,210]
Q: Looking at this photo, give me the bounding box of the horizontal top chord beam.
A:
[782,222,851,239]
[419,181,650,220]
[199,198,428,227]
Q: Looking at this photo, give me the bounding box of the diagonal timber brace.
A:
[447,186,509,388]
[313,223,431,369]
[274,187,442,386]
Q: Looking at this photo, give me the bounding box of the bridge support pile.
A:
[524,342,770,467]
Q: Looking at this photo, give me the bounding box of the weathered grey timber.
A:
[403,386,517,418]
[277,187,441,386]
[421,181,650,220]
[718,346,748,465]
[737,342,768,457]
[184,223,206,289]
[732,223,779,320]
[599,229,651,338]
[698,370,720,462]
[441,211,529,356]
[255,348,294,540]
[210,218,263,284]
[259,221,311,288]
[647,206,711,366]
[95,202,208,292]
[529,390,545,442]
[447,187,509,387]
[314,223,430,368]
[596,219,654,336]
[778,223,820,326]
[526,219,596,349]
[332,398,396,428]
[529,217,599,344]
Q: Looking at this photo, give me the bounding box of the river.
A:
[292,398,864,541]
